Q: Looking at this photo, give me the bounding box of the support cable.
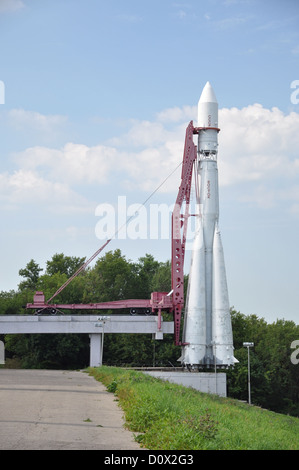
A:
[46,161,182,303]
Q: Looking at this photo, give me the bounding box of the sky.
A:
[0,0,299,325]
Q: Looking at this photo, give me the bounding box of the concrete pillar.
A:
[89,334,103,367]
[0,340,5,364]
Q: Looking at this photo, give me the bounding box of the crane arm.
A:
[47,239,112,303]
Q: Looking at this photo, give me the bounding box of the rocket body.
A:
[180,82,236,369]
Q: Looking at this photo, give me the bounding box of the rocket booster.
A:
[180,82,237,369]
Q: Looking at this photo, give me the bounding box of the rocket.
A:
[180,82,237,369]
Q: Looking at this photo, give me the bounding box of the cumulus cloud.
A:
[6,109,69,145]
[6,103,299,215]
[218,104,299,187]
[156,105,196,123]
[118,104,299,198]
[0,169,91,213]
[108,120,171,148]
[15,143,119,185]
[8,109,67,132]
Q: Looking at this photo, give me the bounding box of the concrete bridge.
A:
[0,315,174,367]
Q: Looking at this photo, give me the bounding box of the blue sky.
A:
[0,0,299,324]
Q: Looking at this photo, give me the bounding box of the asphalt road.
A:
[0,369,141,450]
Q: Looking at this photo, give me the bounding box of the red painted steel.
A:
[171,121,197,344]
[27,291,172,312]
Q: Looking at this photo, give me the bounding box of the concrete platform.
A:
[141,368,227,397]
[0,369,141,450]
[0,315,174,367]
[0,314,173,335]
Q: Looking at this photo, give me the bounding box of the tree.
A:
[36,271,86,305]
[5,333,89,369]
[46,253,85,277]
[135,254,160,298]
[83,249,138,303]
[255,319,299,415]
[151,260,171,292]
[227,310,299,416]
[18,259,43,291]
[0,290,23,315]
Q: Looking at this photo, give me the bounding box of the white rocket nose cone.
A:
[197,81,218,129]
[199,81,218,104]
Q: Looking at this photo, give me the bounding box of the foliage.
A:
[227,310,299,416]
[18,259,43,291]
[0,290,28,316]
[4,333,89,369]
[0,250,298,416]
[90,366,299,450]
[45,253,85,277]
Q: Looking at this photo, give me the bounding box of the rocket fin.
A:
[180,218,207,366]
[212,226,237,366]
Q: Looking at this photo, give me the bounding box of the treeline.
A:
[0,250,298,417]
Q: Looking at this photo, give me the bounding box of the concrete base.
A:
[143,369,227,397]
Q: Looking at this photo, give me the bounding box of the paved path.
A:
[0,369,141,450]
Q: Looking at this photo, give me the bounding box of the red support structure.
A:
[28,291,172,315]
[171,121,197,344]
[26,122,197,347]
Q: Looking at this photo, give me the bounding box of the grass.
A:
[89,366,299,450]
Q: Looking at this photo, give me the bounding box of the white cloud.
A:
[7,103,299,214]
[0,169,91,213]
[15,143,119,185]
[121,140,184,193]
[156,105,196,123]
[108,120,171,148]
[218,104,299,186]
[9,109,67,131]
[210,15,249,30]
[118,104,299,197]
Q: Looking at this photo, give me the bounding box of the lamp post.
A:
[243,342,254,405]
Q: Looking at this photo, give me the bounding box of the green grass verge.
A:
[89,366,299,450]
